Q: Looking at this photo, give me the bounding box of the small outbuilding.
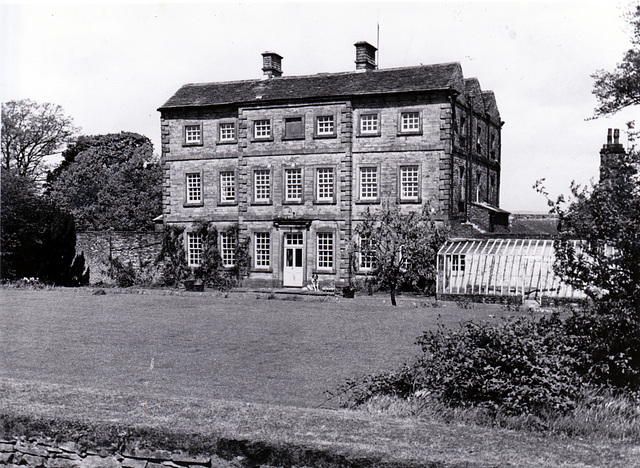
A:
[436,238,586,304]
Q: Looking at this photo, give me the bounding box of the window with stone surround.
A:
[315,115,335,137]
[254,119,271,140]
[254,232,271,268]
[185,172,202,205]
[187,232,202,267]
[220,232,236,267]
[316,232,334,270]
[316,167,334,202]
[284,116,304,140]
[184,124,202,145]
[400,165,419,202]
[359,167,378,201]
[219,122,236,143]
[284,168,303,202]
[399,112,420,134]
[360,113,379,135]
[359,235,376,272]
[220,171,236,203]
[253,169,271,203]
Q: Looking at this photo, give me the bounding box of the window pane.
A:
[254,170,270,201]
[285,168,303,201]
[185,125,201,143]
[219,123,235,141]
[316,116,334,135]
[186,173,202,203]
[220,232,236,267]
[360,114,378,133]
[254,120,271,138]
[220,171,235,202]
[255,232,271,267]
[317,233,333,269]
[400,166,419,200]
[359,235,376,270]
[187,232,202,266]
[360,167,378,200]
[316,168,334,201]
[401,112,420,131]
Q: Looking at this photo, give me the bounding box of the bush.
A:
[338,313,587,417]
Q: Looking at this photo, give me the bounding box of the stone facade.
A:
[159,42,504,290]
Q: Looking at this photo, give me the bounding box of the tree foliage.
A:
[592,5,640,116]
[1,169,89,285]
[1,99,78,181]
[46,132,162,231]
[354,203,447,305]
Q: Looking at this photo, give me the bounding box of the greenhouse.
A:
[436,238,586,303]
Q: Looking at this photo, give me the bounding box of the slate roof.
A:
[159,62,467,110]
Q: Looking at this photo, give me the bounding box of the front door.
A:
[283,232,304,287]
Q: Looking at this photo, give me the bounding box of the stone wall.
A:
[0,436,235,468]
[76,232,163,285]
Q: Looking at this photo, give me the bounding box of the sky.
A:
[1,1,638,212]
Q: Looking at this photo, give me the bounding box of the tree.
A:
[46,132,162,231]
[1,169,89,285]
[1,99,78,181]
[354,203,447,306]
[591,5,640,116]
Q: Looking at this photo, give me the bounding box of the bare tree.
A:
[1,99,78,181]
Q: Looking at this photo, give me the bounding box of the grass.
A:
[0,287,518,409]
[1,287,638,467]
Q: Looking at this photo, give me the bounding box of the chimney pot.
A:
[607,128,612,145]
[354,41,377,71]
[262,51,283,78]
[614,128,620,145]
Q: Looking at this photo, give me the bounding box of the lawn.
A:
[2,287,637,467]
[0,287,513,408]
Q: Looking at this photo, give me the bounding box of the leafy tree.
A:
[591,5,640,116]
[46,132,162,231]
[354,203,447,306]
[1,169,89,285]
[1,99,78,181]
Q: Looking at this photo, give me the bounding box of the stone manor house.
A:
[158,42,504,290]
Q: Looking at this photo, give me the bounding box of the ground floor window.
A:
[220,232,236,267]
[317,232,334,270]
[254,232,271,268]
[187,232,202,267]
[359,235,376,271]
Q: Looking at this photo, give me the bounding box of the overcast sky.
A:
[2,1,638,212]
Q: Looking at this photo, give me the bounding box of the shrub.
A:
[338,313,587,417]
[106,257,138,287]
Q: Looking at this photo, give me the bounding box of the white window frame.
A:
[187,232,202,267]
[399,165,420,202]
[284,168,303,202]
[185,172,202,205]
[359,234,376,272]
[254,119,272,140]
[220,171,236,204]
[316,167,335,203]
[315,115,335,136]
[316,232,334,271]
[360,113,379,135]
[399,112,421,134]
[220,232,236,268]
[253,169,271,203]
[359,167,379,201]
[184,124,202,145]
[254,232,271,269]
[450,254,466,274]
[219,122,236,143]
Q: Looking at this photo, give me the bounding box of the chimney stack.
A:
[600,128,626,182]
[262,52,283,78]
[354,41,377,71]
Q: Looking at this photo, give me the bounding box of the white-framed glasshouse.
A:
[436,238,586,303]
